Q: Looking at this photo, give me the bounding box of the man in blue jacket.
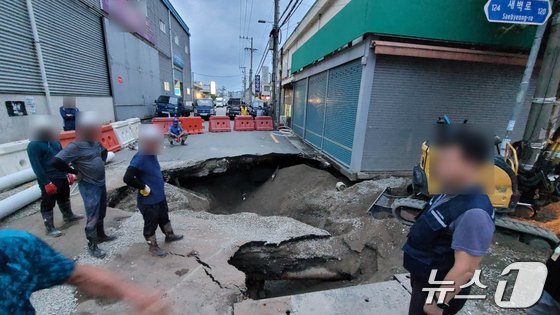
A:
[403,126,494,315]
[167,117,188,146]
[27,116,83,237]
[123,124,183,257]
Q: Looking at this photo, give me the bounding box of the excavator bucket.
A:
[368,187,400,215]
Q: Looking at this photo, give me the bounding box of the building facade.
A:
[280,0,538,179]
[0,0,191,142]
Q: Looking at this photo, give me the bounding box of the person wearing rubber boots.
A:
[123,124,183,257]
[167,117,188,146]
[52,112,116,259]
[27,115,83,237]
[403,126,495,315]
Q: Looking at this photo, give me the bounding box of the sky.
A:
[169,0,316,91]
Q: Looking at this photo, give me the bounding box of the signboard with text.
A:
[484,0,552,25]
[255,75,261,93]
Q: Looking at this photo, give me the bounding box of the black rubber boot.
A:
[59,201,84,223]
[43,213,62,237]
[163,222,184,243]
[96,221,117,243]
[147,235,167,257]
[88,240,106,259]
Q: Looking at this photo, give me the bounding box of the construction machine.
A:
[372,116,560,248]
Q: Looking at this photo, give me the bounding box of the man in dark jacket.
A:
[123,124,183,257]
[403,126,494,315]
[59,102,79,131]
[527,244,560,314]
[52,112,116,258]
[27,116,83,237]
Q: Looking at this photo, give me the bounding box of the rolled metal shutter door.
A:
[304,72,327,148]
[0,0,43,93]
[33,0,109,96]
[323,60,362,166]
[292,79,307,137]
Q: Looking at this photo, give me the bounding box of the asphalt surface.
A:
[115,121,299,164]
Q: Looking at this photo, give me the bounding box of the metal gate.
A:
[322,60,362,166]
[34,0,110,96]
[304,72,327,148]
[0,0,43,93]
[292,79,307,137]
[292,59,362,166]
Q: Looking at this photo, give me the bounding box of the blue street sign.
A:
[484,0,552,25]
[255,75,261,93]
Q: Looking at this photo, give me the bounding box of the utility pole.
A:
[240,66,247,102]
[521,11,560,170]
[271,0,280,126]
[242,36,257,103]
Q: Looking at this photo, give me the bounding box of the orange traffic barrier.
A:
[152,117,174,135]
[179,117,204,134]
[234,116,255,131]
[255,116,274,131]
[59,125,121,152]
[208,116,231,133]
[99,124,121,152]
[59,130,76,148]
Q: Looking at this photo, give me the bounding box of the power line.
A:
[280,0,303,27]
[194,73,241,78]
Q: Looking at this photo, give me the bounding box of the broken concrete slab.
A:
[69,211,331,314]
[393,273,412,294]
[233,280,410,315]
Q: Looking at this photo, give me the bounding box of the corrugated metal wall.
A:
[34,0,109,96]
[304,72,327,148]
[323,60,362,165]
[362,55,533,171]
[292,59,362,166]
[0,0,43,93]
[292,80,307,137]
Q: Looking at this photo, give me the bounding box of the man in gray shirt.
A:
[53,112,116,258]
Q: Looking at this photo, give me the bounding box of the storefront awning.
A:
[372,40,528,66]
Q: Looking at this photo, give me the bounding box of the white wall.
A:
[0,94,114,142]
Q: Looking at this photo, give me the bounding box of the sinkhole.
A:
[108,153,408,299]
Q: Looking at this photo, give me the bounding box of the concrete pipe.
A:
[0,184,41,220]
[0,168,36,192]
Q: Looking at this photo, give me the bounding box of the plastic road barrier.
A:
[255,116,274,131]
[152,117,174,135]
[126,117,141,140]
[59,130,76,148]
[111,120,135,147]
[209,116,231,132]
[234,116,255,131]
[0,139,31,177]
[99,125,121,152]
[179,117,204,134]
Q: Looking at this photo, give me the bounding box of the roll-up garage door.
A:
[292,79,307,137]
[323,60,362,166]
[0,0,43,93]
[34,0,110,96]
[304,72,327,148]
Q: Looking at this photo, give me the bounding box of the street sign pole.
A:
[484,0,553,155]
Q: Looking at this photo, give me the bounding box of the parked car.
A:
[226,98,243,120]
[250,100,269,117]
[214,97,225,108]
[154,95,191,117]
[193,98,216,120]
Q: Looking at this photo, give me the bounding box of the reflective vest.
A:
[402,191,494,282]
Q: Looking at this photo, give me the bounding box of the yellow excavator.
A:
[373,116,560,248]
